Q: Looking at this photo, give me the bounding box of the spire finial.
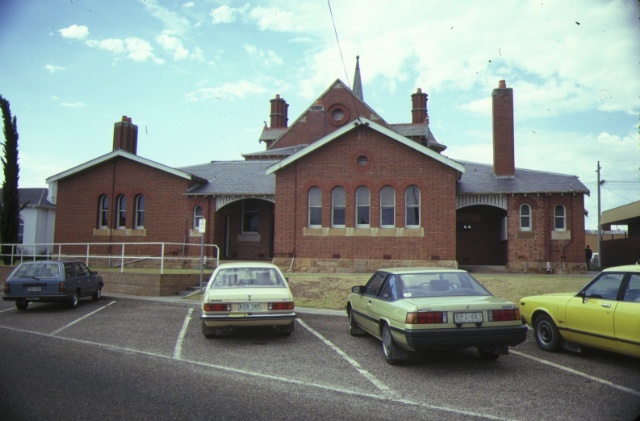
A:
[352,56,363,101]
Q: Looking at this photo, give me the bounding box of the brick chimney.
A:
[113,116,138,154]
[411,88,429,124]
[269,95,288,128]
[492,80,515,176]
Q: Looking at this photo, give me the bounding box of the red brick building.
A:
[46,60,589,273]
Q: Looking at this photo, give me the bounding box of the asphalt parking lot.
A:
[1,295,639,421]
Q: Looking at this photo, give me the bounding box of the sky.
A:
[0,0,638,231]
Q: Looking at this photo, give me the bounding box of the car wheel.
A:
[92,285,102,301]
[349,308,365,336]
[16,300,28,311]
[381,323,402,365]
[68,291,80,309]
[534,314,561,352]
[477,347,500,360]
[202,321,217,339]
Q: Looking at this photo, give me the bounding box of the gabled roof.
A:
[0,188,54,208]
[456,160,589,195]
[181,160,277,196]
[242,145,308,159]
[265,117,465,176]
[45,149,203,184]
[267,79,388,150]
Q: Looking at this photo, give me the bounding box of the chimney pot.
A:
[499,80,506,89]
[113,116,138,154]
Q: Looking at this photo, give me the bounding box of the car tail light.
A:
[269,302,295,310]
[406,311,448,324]
[58,282,66,293]
[489,309,520,322]
[203,303,231,312]
[3,283,9,294]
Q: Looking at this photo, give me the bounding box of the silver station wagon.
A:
[3,260,104,310]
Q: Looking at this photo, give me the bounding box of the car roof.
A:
[601,264,640,273]
[377,267,467,275]
[215,262,279,270]
[19,260,81,265]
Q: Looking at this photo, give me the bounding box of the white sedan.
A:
[200,262,296,338]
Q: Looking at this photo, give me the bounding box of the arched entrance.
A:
[213,196,275,261]
[456,195,508,265]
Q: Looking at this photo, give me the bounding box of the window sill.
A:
[551,230,571,240]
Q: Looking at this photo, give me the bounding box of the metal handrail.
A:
[0,242,220,274]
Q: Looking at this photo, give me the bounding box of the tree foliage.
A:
[0,95,20,263]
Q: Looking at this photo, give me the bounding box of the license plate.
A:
[238,303,261,311]
[27,286,42,292]
[454,312,483,324]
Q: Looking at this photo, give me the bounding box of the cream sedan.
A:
[201,262,296,338]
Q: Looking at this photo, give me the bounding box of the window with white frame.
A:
[380,186,395,228]
[242,199,259,233]
[98,195,108,228]
[18,217,24,243]
[134,195,145,229]
[554,205,566,231]
[520,204,531,231]
[405,185,420,227]
[193,206,204,230]
[308,187,322,228]
[355,186,370,228]
[332,186,346,228]
[116,195,126,229]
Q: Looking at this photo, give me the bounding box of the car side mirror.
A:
[578,290,587,303]
[352,286,365,293]
[90,271,98,275]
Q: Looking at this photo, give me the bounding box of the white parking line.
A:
[50,301,116,336]
[173,308,193,359]
[0,324,519,421]
[512,350,640,398]
[0,307,16,314]
[296,318,397,397]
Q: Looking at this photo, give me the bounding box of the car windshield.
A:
[397,271,492,298]
[209,268,286,289]
[13,262,61,278]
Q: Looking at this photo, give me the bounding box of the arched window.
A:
[242,200,259,233]
[116,195,126,229]
[520,204,531,231]
[405,186,420,227]
[308,187,322,228]
[355,186,370,228]
[193,206,203,230]
[331,187,346,228]
[380,186,395,228]
[134,195,145,229]
[554,205,566,231]
[98,195,108,228]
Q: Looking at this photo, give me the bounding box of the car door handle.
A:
[601,303,611,308]
[367,300,372,306]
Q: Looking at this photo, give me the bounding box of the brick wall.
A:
[273,125,458,263]
[54,157,217,259]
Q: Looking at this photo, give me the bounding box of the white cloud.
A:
[85,38,125,54]
[244,44,283,66]
[60,102,86,109]
[124,37,164,64]
[59,24,89,40]
[156,31,189,60]
[138,0,191,36]
[186,80,268,101]
[210,5,239,24]
[44,64,65,74]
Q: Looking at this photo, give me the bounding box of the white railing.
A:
[0,242,220,274]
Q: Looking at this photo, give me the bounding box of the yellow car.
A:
[520,264,640,358]
[346,268,527,364]
[200,262,296,338]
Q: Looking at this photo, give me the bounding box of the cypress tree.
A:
[0,95,20,264]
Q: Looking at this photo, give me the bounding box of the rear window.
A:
[209,268,286,289]
[13,263,61,278]
[398,272,492,298]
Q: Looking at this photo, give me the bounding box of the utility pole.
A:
[597,161,602,267]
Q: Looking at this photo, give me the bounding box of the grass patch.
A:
[188,272,593,310]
